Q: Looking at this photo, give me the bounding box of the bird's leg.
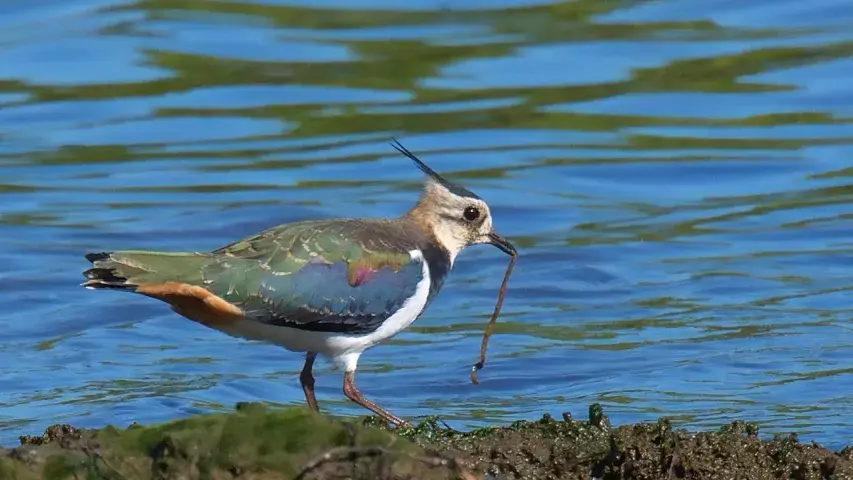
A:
[300,352,319,412]
[342,370,410,428]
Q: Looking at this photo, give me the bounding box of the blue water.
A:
[1,0,852,450]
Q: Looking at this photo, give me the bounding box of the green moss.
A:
[3,404,853,479]
[41,456,74,480]
[99,403,391,477]
[2,404,447,479]
[0,458,35,480]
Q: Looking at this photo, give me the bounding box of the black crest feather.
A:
[390,139,481,200]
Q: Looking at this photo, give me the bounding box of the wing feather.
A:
[201,219,426,334]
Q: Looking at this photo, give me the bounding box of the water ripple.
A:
[1,0,852,450]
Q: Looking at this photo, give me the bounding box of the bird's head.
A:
[394,140,517,264]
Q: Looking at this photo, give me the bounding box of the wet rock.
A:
[19,424,82,447]
[0,404,851,479]
[395,412,853,480]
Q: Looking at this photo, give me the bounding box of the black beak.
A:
[487,231,517,256]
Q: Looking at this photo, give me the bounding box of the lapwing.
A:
[81,140,517,427]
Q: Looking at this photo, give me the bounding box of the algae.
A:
[2,403,455,480]
[2,403,852,479]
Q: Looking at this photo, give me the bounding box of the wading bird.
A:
[81,141,517,427]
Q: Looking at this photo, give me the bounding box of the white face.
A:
[422,180,495,263]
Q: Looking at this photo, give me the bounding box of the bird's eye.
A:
[463,206,480,222]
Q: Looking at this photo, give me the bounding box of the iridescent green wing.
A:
[203,219,425,334]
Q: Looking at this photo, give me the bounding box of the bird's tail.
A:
[81,250,217,291]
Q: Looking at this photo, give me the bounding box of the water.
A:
[1,0,852,450]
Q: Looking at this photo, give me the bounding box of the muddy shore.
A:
[1,402,850,479]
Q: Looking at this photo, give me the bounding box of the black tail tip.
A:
[85,252,112,263]
[82,266,128,285]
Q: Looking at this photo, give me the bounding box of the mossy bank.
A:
[1,402,851,479]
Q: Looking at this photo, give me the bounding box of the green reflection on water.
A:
[1,0,852,447]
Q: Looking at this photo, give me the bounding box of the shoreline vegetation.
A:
[1,403,850,479]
